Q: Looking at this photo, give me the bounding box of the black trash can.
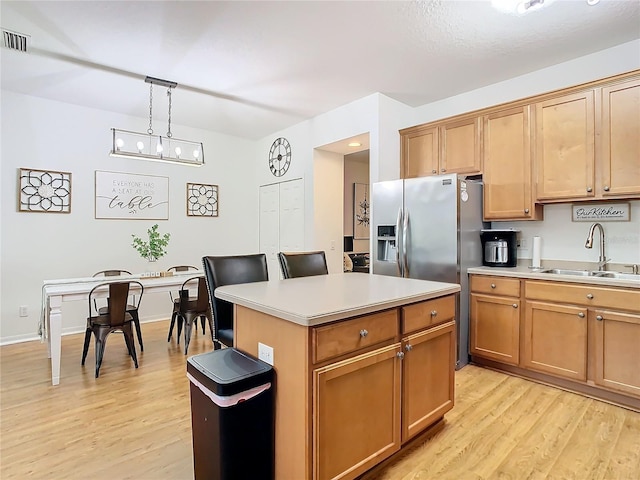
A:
[187,348,274,480]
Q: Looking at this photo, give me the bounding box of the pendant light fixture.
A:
[110,76,204,166]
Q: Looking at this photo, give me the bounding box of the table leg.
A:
[48,295,62,386]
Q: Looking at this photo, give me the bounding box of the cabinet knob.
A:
[586,293,594,300]
[431,169,437,174]
[490,283,496,289]
[396,351,405,360]
[586,187,593,193]
[524,209,530,214]
[603,186,610,192]
[596,315,603,321]
[405,344,413,352]
[512,303,518,308]
[578,312,585,318]
[359,329,368,338]
[431,310,438,317]
[441,168,446,172]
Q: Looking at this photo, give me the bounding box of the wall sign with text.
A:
[571,203,630,222]
[95,170,169,220]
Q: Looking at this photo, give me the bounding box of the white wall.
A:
[1,92,259,342]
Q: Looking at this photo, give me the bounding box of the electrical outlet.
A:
[19,305,28,317]
[258,342,274,366]
[518,238,528,249]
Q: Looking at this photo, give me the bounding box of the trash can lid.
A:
[187,348,273,397]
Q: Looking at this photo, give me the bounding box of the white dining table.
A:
[41,271,203,385]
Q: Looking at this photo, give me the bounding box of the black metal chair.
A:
[166,265,200,341]
[82,281,143,378]
[171,276,212,355]
[278,251,328,279]
[92,270,144,351]
[202,254,269,349]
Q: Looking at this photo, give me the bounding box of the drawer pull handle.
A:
[396,351,405,359]
[587,187,593,193]
[586,294,594,300]
[578,312,585,318]
[596,315,603,321]
[512,304,518,309]
[491,283,496,289]
[431,310,438,317]
[603,186,610,192]
[405,344,413,352]
[359,329,368,338]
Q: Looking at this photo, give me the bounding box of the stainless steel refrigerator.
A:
[372,174,487,368]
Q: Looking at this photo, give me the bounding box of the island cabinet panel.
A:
[601,78,640,198]
[535,90,596,201]
[402,295,455,334]
[402,321,455,442]
[313,343,401,480]
[593,309,640,397]
[312,309,398,364]
[523,301,588,381]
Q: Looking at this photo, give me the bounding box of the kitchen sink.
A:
[538,268,596,276]
[591,272,640,281]
[538,269,640,281]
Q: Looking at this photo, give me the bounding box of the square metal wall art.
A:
[18,168,72,213]
[187,183,219,217]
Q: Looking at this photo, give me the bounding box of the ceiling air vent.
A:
[2,28,30,53]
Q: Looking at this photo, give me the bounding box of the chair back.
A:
[278,251,328,279]
[168,265,198,273]
[178,276,209,313]
[89,281,143,327]
[201,254,269,343]
[93,270,132,277]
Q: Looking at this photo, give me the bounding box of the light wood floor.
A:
[1,320,639,480]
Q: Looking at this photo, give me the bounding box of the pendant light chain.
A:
[166,87,173,138]
[147,83,154,135]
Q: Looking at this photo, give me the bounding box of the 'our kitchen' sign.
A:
[571,203,630,222]
[95,170,169,219]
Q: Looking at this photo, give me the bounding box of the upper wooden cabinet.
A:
[601,78,640,197]
[400,116,481,178]
[483,106,542,221]
[535,90,596,201]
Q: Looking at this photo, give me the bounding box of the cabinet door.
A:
[483,106,541,220]
[535,91,595,201]
[402,321,455,443]
[593,309,640,397]
[601,79,640,197]
[470,293,520,366]
[440,116,482,175]
[401,127,439,178]
[313,343,401,480]
[523,301,587,381]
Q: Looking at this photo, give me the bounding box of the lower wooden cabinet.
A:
[313,343,402,480]
[470,294,520,365]
[522,300,588,381]
[593,309,640,397]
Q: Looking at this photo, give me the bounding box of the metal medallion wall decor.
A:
[18,168,72,213]
[187,183,219,217]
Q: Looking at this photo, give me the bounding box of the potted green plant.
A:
[131,224,170,262]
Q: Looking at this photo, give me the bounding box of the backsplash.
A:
[493,200,640,265]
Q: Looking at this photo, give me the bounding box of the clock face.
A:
[268,137,291,177]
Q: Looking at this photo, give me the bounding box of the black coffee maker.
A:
[480,229,518,267]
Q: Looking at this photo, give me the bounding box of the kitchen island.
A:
[215,272,460,480]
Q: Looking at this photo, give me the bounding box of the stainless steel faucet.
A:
[585,222,608,271]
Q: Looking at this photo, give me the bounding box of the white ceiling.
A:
[1,1,639,141]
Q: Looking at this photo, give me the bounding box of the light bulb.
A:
[156,144,163,153]
[115,138,124,150]
[193,150,200,159]
[174,147,182,157]
[136,141,144,153]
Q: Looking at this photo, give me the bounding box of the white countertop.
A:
[467,265,640,289]
[215,272,460,327]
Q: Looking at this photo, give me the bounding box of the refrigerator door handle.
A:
[396,207,403,276]
[403,209,410,277]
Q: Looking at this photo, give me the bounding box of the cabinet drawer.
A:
[313,309,399,364]
[471,275,521,297]
[525,280,640,311]
[402,295,455,334]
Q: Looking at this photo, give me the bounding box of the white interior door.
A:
[259,184,280,278]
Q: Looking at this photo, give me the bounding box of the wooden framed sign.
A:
[95,170,169,220]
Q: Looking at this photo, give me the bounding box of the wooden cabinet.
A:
[400,116,481,179]
[601,78,640,197]
[401,321,455,442]
[535,90,596,201]
[470,276,521,365]
[482,106,542,220]
[522,300,588,381]
[313,343,401,480]
[593,309,640,397]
